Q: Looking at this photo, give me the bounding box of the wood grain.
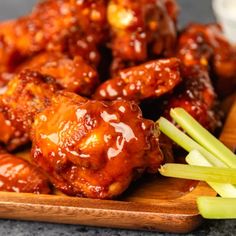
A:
[0,181,215,233]
[0,100,235,233]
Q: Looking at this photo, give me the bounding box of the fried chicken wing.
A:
[17,52,99,96]
[31,92,163,199]
[163,66,219,131]
[108,0,178,74]
[0,70,59,150]
[177,23,236,96]
[0,153,51,194]
[164,23,234,130]
[94,58,181,102]
[0,0,108,74]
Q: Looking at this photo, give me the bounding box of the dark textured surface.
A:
[0,0,235,235]
[0,219,236,236]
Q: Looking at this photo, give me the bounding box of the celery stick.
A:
[157,117,227,167]
[186,150,236,197]
[159,163,236,184]
[186,150,211,166]
[197,197,236,219]
[170,108,236,168]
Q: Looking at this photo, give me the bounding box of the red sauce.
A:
[31,92,163,199]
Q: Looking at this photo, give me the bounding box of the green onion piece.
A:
[159,163,236,184]
[157,117,227,167]
[197,197,236,219]
[170,108,236,168]
[186,150,236,197]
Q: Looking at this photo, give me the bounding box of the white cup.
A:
[212,0,236,44]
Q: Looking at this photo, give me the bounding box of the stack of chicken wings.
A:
[0,0,235,199]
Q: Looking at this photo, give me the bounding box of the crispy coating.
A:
[63,30,101,68]
[0,0,108,73]
[108,0,177,74]
[0,70,59,150]
[177,23,236,96]
[94,58,181,102]
[31,92,163,199]
[166,23,234,130]
[163,66,219,131]
[17,52,99,96]
[0,153,51,194]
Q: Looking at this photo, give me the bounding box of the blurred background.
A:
[0,0,215,26]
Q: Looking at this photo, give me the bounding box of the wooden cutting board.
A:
[0,99,235,233]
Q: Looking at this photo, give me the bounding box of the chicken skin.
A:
[17,52,99,96]
[0,153,51,194]
[0,70,59,150]
[163,65,219,131]
[94,58,181,102]
[177,23,236,97]
[31,92,163,199]
[0,0,108,74]
[108,0,178,74]
[164,23,232,130]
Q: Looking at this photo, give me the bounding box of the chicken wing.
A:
[108,0,178,74]
[94,58,181,102]
[177,23,236,97]
[31,91,163,199]
[0,0,108,74]
[0,70,59,150]
[163,65,220,131]
[0,153,51,194]
[17,52,99,96]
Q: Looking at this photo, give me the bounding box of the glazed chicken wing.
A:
[17,52,99,96]
[163,23,233,130]
[31,92,163,199]
[0,0,108,74]
[0,153,51,194]
[108,0,178,74]
[0,70,59,150]
[177,23,236,96]
[94,58,181,102]
[163,65,219,131]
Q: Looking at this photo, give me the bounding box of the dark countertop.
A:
[0,0,235,235]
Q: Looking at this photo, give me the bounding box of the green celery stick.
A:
[159,163,236,184]
[157,117,227,167]
[170,108,236,168]
[197,197,236,219]
[186,150,236,197]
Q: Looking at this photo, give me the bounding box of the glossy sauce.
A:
[17,52,99,96]
[94,58,181,101]
[163,66,219,131]
[177,23,236,97]
[108,0,178,74]
[0,153,51,194]
[31,92,163,199]
[0,70,59,150]
[0,0,108,74]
